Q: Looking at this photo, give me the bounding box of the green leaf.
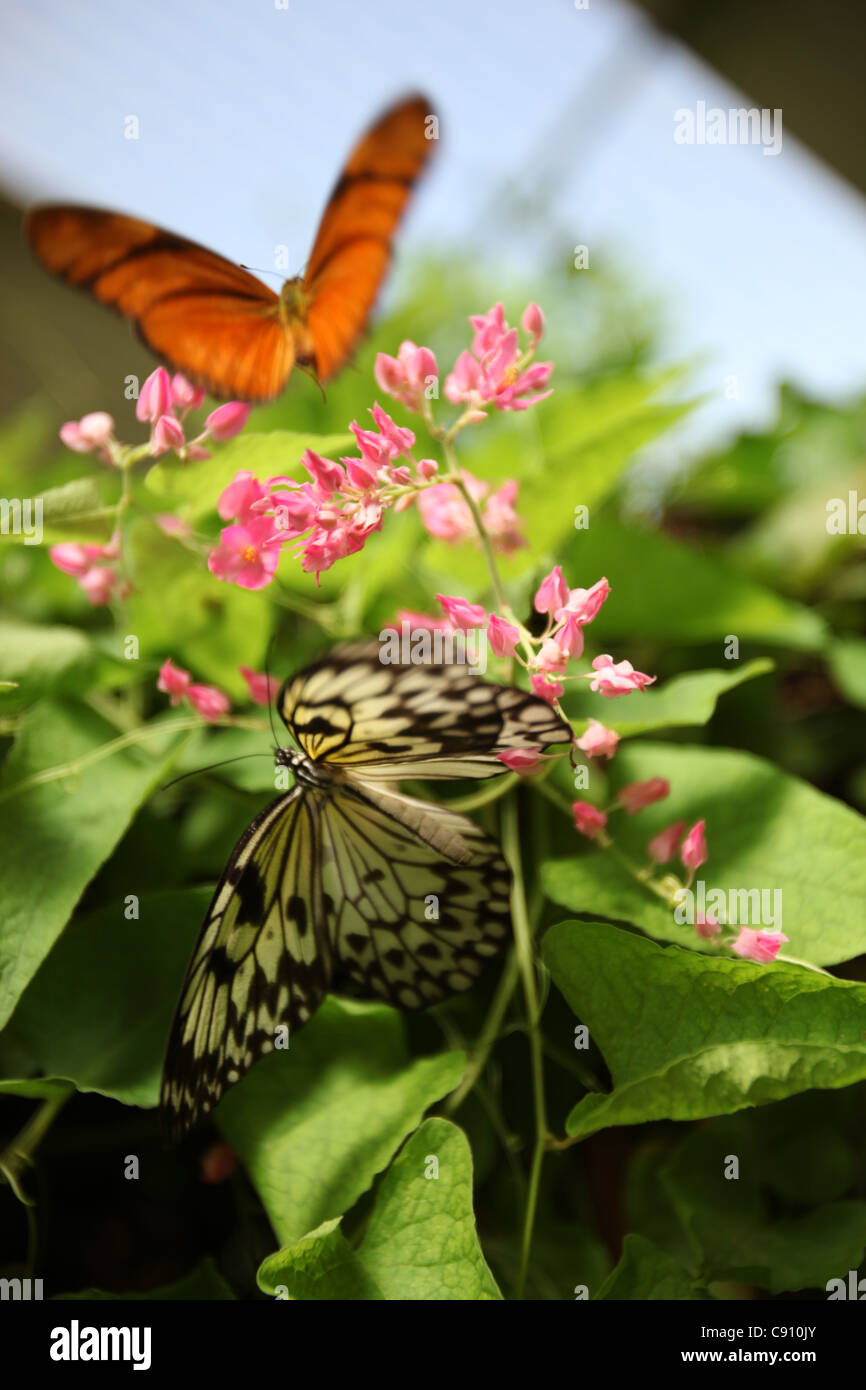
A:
[563,517,827,651]
[543,921,866,1138]
[542,741,866,966]
[661,1120,866,1293]
[0,704,191,1028]
[146,431,353,517]
[563,659,773,736]
[216,998,463,1245]
[57,1259,234,1300]
[828,636,866,710]
[0,619,123,710]
[123,519,273,692]
[595,1234,709,1300]
[0,889,208,1105]
[34,476,112,543]
[257,1119,501,1300]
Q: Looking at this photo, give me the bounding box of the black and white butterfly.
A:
[161,642,572,1137]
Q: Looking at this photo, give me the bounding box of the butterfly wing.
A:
[278,641,572,780]
[161,788,331,1137]
[25,205,290,401]
[302,94,437,381]
[321,780,511,1009]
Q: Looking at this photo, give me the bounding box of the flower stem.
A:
[446,949,520,1114]
[502,793,549,1301]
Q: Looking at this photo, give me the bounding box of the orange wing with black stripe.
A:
[25,94,438,402]
[303,94,436,381]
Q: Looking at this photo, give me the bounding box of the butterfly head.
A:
[275,744,333,789]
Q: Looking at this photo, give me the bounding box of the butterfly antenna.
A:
[160,753,273,792]
[264,631,282,752]
[239,263,284,283]
[297,361,327,404]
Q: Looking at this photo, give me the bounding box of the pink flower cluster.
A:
[157,659,277,721]
[418,472,525,555]
[59,368,249,464]
[49,539,122,605]
[376,303,553,422]
[427,566,653,711]
[209,404,439,587]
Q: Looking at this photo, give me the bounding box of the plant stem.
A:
[0,1087,74,1205]
[446,949,520,1113]
[502,794,549,1300]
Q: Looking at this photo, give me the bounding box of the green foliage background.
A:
[2,254,866,1300]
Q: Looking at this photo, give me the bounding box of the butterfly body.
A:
[26,95,437,402]
[161,644,572,1137]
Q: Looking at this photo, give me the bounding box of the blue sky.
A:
[2,0,865,455]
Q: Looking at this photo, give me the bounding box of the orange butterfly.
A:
[26,95,437,403]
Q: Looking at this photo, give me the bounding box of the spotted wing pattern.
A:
[278,641,572,779]
[162,641,572,1137]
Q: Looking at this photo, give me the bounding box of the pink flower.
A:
[79,566,116,605]
[205,402,250,442]
[534,565,570,615]
[418,481,475,544]
[395,608,451,631]
[521,302,545,341]
[647,820,685,864]
[498,748,542,773]
[730,929,788,963]
[572,801,608,839]
[350,420,398,466]
[680,820,707,872]
[534,637,569,675]
[470,303,507,359]
[208,517,281,590]
[482,479,525,554]
[487,613,520,658]
[556,612,585,660]
[444,350,485,408]
[136,367,172,424]
[171,373,205,410]
[530,672,564,704]
[239,665,280,706]
[618,778,670,815]
[157,658,192,704]
[369,402,415,456]
[152,413,185,456]
[269,483,319,537]
[217,470,268,523]
[417,458,438,480]
[59,412,115,453]
[556,577,610,625]
[187,683,231,722]
[482,329,554,412]
[374,341,437,411]
[436,594,487,628]
[49,542,108,577]
[156,514,192,538]
[695,912,722,941]
[576,719,620,760]
[587,655,656,697]
[301,449,347,500]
